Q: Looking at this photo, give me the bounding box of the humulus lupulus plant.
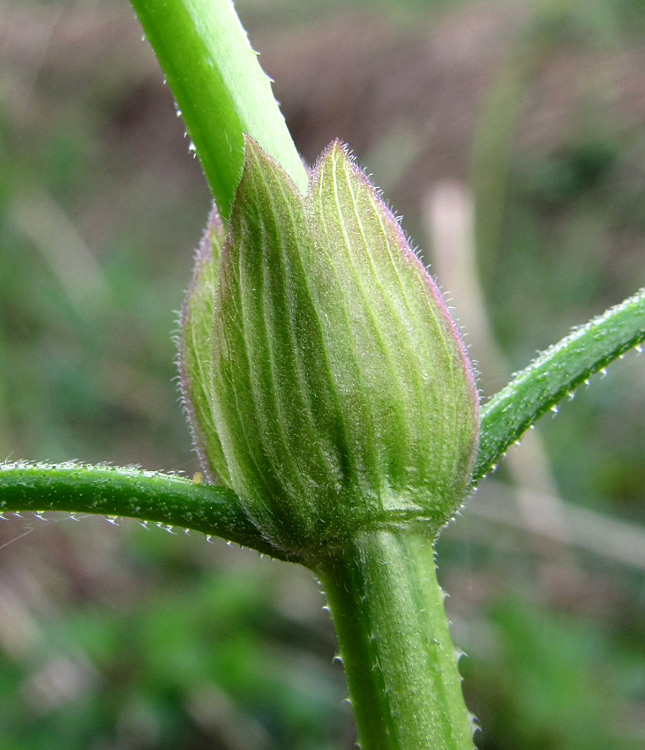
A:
[1,0,644,747]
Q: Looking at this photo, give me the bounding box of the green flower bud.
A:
[179,137,479,559]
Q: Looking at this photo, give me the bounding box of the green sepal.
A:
[179,209,230,484]
[181,137,479,559]
[307,141,479,523]
[210,139,348,553]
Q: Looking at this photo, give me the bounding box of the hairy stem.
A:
[0,462,290,560]
[129,0,307,219]
[475,287,645,483]
[315,527,474,750]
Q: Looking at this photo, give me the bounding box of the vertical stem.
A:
[129,0,308,219]
[315,527,474,750]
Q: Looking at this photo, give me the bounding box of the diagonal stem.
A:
[129,0,307,219]
[475,287,645,483]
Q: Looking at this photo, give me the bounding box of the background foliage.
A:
[1,0,644,747]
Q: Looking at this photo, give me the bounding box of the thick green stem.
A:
[315,527,474,750]
[129,0,307,219]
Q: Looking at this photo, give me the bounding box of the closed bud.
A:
[179,137,479,559]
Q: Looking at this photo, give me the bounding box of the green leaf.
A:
[475,287,645,483]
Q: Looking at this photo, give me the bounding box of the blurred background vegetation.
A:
[1,0,644,747]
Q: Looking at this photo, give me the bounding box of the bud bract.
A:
[180,137,479,558]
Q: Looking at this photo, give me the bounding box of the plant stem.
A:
[0,462,290,560]
[315,527,474,750]
[475,286,645,483]
[129,0,307,220]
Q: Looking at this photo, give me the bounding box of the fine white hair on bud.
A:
[179,137,479,560]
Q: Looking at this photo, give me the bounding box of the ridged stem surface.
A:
[315,527,474,750]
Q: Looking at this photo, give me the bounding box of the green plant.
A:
[1,1,644,748]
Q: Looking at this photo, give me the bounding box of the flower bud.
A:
[179,137,479,558]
